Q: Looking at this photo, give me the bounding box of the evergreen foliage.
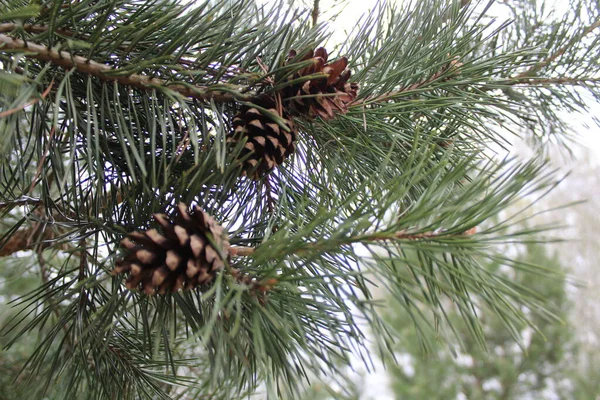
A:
[385,243,600,400]
[0,0,599,398]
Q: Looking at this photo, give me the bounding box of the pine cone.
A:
[228,96,298,178]
[284,47,359,120]
[112,203,229,295]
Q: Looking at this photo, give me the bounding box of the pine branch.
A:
[0,196,43,210]
[229,227,478,257]
[514,17,600,78]
[311,0,320,27]
[0,23,76,36]
[493,76,600,87]
[0,227,32,256]
[0,34,248,102]
[0,78,53,118]
[349,57,461,107]
[0,0,594,396]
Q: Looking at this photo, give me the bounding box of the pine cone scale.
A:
[113,203,229,294]
[228,95,298,178]
[284,47,358,120]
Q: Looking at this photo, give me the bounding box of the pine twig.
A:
[229,246,256,257]
[228,226,478,257]
[0,228,32,256]
[0,196,43,210]
[230,268,278,296]
[514,17,600,79]
[494,76,600,87]
[311,0,320,27]
[0,34,248,102]
[0,23,76,36]
[350,57,462,107]
[0,79,54,118]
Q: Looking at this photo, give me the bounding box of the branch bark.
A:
[0,23,75,35]
[0,196,43,210]
[492,76,600,88]
[514,18,600,79]
[350,58,461,107]
[0,79,54,118]
[0,34,247,102]
[229,227,478,257]
[311,0,320,27]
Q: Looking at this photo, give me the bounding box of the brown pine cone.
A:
[283,47,359,120]
[112,203,229,295]
[227,95,298,178]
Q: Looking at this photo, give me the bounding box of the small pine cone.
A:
[284,47,359,120]
[112,203,229,295]
[228,96,298,178]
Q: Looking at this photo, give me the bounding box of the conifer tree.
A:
[1,0,599,398]
[384,243,598,400]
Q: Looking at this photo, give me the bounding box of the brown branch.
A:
[497,76,600,87]
[0,23,76,36]
[228,226,478,257]
[78,238,87,282]
[311,0,320,27]
[0,196,43,210]
[0,223,72,257]
[350,57,461,108]
[0,24,251,78]
[0,78,54,118]
[0,228,32,256]
[514,18,600,79]
[0,34,247,102]
[229,246,256,257]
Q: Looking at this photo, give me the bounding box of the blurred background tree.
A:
[384,242,600,400]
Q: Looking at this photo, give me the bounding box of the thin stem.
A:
[311,0,320,27]
[514,17,600,78]
[0,78,54,118]
[0,34,248,102]
[0,196,43,210]
[229,246,256,257]
[350,59,461,107]
[353,72,600,108]
[263,175,276,231]
[78,238,87,282]
[0,23,76,35]
[497,76,600,87]
[228,227,478,257]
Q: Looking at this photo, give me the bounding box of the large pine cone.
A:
[283,47,359,120]
[228,96,298,178]
[112,203,229,295]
